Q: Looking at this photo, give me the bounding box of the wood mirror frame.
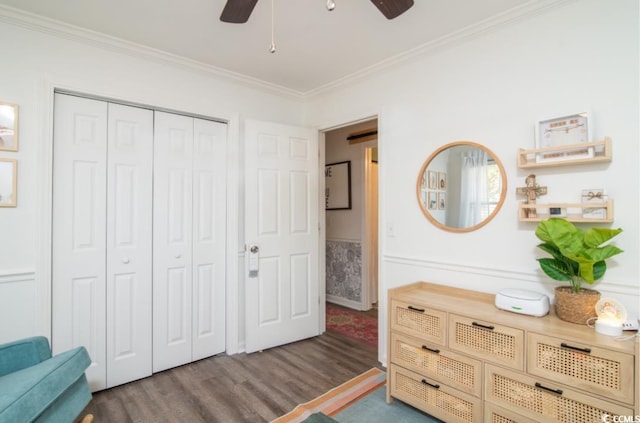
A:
[416,141,507,233]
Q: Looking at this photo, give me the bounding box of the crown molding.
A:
[0,4,306,99]
[0,0,572,100]
[305,0,573,98]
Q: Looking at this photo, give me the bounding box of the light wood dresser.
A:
[386,282,640,423]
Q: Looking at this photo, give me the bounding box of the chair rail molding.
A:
[383,254,638,299]
[0,269,36,284]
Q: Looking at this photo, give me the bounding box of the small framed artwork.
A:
[438,172,446,190]
[0,102,18,152]
[0,158,17,207]
[535,112,592,163]
[438,192,446,210]
[428,170,437,189]
[325,161,351,210]
[428,191,437,210]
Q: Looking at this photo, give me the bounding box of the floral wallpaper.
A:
[326,240,362,302]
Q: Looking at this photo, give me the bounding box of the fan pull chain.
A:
[269,0,276,53]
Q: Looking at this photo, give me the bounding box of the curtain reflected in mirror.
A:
[417,141,507,232]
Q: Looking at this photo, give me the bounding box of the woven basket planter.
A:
[554,286,600,324]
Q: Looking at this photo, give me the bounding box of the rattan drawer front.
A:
[527,332,634,404]
[485,402,538,423]
[448,314,524,370]
[390,299,446,345]
[390,332,482,397]
[485,364,634,423]
[389,364,482,423]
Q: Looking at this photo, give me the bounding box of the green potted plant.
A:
[535,218,623,324]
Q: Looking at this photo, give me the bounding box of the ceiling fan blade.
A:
[220,0,259,23]
[370,0,414,19]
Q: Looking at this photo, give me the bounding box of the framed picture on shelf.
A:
[535,112,592,163]
[0,158,17,207]
[581,188,606,219]
[0,102,18,152]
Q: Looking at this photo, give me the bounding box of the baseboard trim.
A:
[327,295,364,311]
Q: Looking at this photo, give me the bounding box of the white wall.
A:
[0,16,306,345]
[0,0,637,367]
[308,0,639,363]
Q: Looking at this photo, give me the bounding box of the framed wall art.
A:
[325,161,351,210]
[0,158,17,207]
[438,172,447,190]
[428,191,437,210]
[428,170,437,189]
[438,192,446,210]
[0,102,18,152]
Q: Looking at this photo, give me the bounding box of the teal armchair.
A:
[0,337,93,423]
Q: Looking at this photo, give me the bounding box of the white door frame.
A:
[37,80,241,354]
[364,146,379,308]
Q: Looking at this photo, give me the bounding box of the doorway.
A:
[323,119,379,317]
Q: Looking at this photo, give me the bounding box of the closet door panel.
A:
[153,112,194,372]
[106,103,153,388]
[192,119,227,360]
[52,94,108,391]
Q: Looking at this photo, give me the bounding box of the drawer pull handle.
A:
[471,321,495,330]
[535,382,563,395]
[421,379,440,389]
[421,345,440,354]
[407,306,425,313]
[560,342,592,354]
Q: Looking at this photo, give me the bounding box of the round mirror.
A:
[416,141,507,232]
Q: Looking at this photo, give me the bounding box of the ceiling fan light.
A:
[326,0,336,11]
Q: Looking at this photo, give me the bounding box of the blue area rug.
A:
[333,386,442,423]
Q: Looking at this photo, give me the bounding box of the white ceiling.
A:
[0,0,560,95]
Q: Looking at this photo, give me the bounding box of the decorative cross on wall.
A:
[516,174,547,218]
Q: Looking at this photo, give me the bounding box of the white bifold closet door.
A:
[52,94,153,391]
[152,111,227,372]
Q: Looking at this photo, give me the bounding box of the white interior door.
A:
[52,94,108,391]
[245,120,319,353]
[192,118,227,361]
[105,103,153,388]
[153,112,194,372]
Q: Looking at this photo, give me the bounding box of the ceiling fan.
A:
[220,0,414,24]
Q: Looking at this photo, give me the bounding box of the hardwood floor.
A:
[82,331,380,422]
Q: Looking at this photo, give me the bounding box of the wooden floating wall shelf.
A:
[517,137,612,169]
[518,199,614,223]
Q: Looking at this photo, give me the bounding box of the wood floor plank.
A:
[81,331,380,422]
